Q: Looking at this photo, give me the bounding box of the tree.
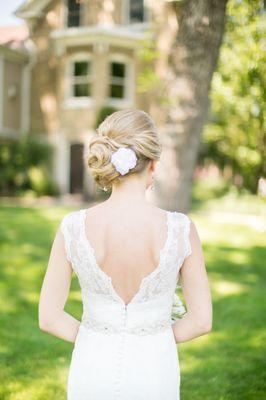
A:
[201,0,266,193]
[143,0,229,212]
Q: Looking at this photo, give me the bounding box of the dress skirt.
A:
[67,323,180,400]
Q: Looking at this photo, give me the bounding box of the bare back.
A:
[84,203,169,306]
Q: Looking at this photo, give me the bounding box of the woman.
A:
[38,109,212,400]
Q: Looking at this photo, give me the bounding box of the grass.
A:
[0,184,265,399]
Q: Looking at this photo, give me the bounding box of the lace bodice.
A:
[60,209,191,336]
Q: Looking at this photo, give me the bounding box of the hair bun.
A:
[87,109,161,189]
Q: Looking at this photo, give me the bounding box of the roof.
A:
[15,0,52,19]
[0,25,29,50]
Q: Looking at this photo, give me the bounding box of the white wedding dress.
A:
[60,208,192,400]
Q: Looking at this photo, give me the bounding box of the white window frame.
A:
[122,0,150,26]
[63,53,93,109]
[106,54,135,108]
[62,0,86,28]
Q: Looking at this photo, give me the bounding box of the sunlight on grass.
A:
[21,291,40,303]
[248,331,266,349]
[207,212,265,232]
[179,354,203,373]
[68,290,82,302]
[211,280,247,296]
[224,251,250,265]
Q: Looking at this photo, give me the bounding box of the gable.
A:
[15,0,53,18]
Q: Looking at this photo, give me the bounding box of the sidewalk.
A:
[0,194,97,208]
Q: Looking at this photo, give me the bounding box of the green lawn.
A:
[0,191,265,399]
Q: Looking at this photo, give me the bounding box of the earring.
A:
[102,186,108,192]
[151,173,155,191]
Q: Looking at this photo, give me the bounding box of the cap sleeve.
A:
[60,213,73,263]
[183,214,192,259]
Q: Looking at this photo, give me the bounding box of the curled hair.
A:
[87,108,162,189]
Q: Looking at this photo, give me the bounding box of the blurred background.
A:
[0,0,265,399]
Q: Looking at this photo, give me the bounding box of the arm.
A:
[38,227,80,343]
[172,219,212,343]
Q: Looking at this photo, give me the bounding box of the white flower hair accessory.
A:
[111,147,137,176]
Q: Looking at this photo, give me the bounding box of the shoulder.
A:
[172,211,192,226]
[176,212,198,235]
[173,213,195,258]
[154,208,192,230]
[60,209,85,233]
[173,212,199,244]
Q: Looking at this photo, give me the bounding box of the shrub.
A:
[94,106,119,128]
[0,135,58,196]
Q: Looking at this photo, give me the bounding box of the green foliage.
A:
[201,0,266,193]
[136,38,162,94]
[135,38,173,106]
[0,135,58,196]
[94,106,119,129]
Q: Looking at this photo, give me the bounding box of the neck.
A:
[107,175,148,205]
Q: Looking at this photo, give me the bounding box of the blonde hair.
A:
[87,108,162,189]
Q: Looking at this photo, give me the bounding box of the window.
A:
[70,60,91,98]
[106,56,134,106]
[108,62,126,99]
[129,0,144,23]
[67,0,82,27]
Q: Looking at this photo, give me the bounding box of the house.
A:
[0,25,30,138]
[9,0,153,197]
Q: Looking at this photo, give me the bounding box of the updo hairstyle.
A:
[87,109,162,189]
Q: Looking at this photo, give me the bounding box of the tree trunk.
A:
[151,0,228,213]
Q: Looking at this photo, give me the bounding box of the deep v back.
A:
[81,209,171,307]
[60,207,191,335]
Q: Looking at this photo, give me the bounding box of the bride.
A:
[38,109,212,400]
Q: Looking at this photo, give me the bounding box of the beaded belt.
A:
[81,316,172,336]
